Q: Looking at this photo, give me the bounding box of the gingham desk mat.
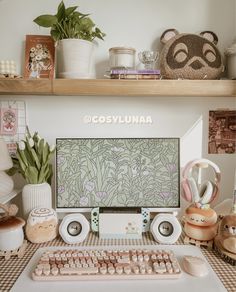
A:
[0,232,235,292]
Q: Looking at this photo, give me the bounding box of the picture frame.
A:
[24,35,55,79]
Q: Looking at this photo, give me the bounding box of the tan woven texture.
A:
[0,232,235,292]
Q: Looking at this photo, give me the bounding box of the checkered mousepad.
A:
[0,232,235,292]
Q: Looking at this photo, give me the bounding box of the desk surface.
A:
[0,232,235,292]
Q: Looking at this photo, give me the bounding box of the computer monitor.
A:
[56,138,180,211]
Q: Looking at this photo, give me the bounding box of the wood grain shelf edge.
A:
[0,79,235,97]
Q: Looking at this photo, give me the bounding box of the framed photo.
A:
[24,35,55,79]
[209,110,236,154]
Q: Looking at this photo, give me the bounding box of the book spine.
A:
[110,69,160,75]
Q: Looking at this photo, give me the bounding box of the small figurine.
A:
[26,207,58,244]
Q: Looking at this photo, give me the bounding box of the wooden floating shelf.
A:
[0,79,235,97]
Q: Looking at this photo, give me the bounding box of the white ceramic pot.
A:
[57,39,94,79]
[22,182,52,218]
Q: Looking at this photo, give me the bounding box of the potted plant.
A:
[33,1,105,78]
[10,128,55,217]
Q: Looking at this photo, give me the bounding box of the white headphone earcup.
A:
[187,177,199,202]
[199,181,214,204]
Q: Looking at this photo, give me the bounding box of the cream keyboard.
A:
[32,248,182,281]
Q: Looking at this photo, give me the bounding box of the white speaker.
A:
[59,213,90,244]
[150,213,182,244]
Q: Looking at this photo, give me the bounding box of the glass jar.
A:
[109,47,136,69]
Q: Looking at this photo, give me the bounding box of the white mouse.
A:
[183,255,209,277]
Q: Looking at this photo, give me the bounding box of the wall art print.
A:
[0,108,18,135]
[24,35,55,79]
[56,138,180,208]
[0,101,26,155]
[209,110,236,154]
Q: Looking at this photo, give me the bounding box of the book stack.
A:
[110,69,161,80]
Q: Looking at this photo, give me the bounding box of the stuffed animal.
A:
[26,207,58,244]
[160,29,223,79]
[217,214,236,254]
[184,205,218,241]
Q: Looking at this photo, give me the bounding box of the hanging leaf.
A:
[33,15,57,27]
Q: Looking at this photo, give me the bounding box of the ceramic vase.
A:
[22,182,52,218]
[57,39,94,79]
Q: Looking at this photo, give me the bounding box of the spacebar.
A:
[60,267,99,275]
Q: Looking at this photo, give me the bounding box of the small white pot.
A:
[22,182,52,218]
[0,217,25,251]
[57,38,94,79]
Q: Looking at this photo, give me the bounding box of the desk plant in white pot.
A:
[33,1,105,78]
[11,128,55,217]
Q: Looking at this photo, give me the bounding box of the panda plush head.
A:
[160,29,223,79]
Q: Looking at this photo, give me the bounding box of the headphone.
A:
[182,159,221,205]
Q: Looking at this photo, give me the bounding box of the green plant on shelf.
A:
[9,127,55,184]
[33,1,105,42]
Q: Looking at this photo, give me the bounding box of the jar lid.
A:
[109,47,136,54]
[0,216,25,233]
[225,43,236,56]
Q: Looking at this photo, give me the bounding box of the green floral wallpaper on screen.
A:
[56,138,179,208]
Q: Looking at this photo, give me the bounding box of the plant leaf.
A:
[66,6,78,16]
[57,1,66,21]
[51,28,61,42]
[34,15,58,27]
[25,166,39,184]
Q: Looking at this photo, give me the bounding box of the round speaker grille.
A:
[158,221,174,237]
[67,221,82,236]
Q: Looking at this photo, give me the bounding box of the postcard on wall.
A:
[0,108,18,135]
[0,100,26,155]
[208,110,236,154]
[24,35,55,79]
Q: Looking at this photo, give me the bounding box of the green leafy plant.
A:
[9,127,55,184]
[33,1,105,42]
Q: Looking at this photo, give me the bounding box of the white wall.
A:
[0,0,236,211]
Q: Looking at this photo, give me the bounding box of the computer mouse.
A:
[183,255,209,277]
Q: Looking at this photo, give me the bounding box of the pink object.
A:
[0,108,18,136]
[181,158,221,204]
[183,255,208,277]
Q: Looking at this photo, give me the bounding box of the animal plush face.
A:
[218,214,236,254]
[160,29,223,79]
[185,205,217,226]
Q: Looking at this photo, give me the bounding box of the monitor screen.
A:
[56,138,180,209]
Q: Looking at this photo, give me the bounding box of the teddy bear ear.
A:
[200,31,218,45]
[160,29,179,44]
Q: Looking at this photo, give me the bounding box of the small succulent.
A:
[33,1,105,42]
[9,127,55,184]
